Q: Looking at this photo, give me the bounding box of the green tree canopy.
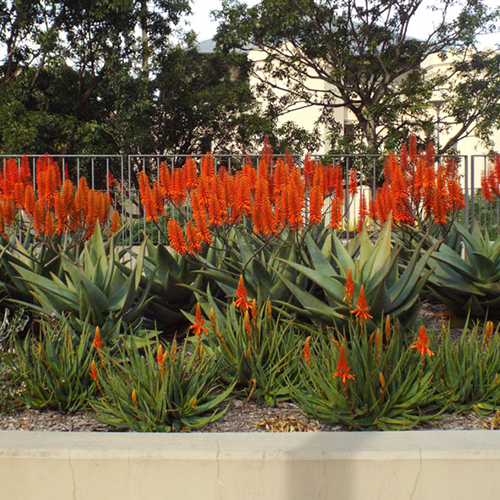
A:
[215,0,500,154]
[0,0,317,156]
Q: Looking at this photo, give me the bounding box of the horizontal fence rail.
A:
[1,152,498,245]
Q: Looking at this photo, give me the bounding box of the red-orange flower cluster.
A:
[0,154,118,239]
[373,137,465,228]
[303,336,311,367]
[481,153,500,203]
[343,268,355,307]
[334,344,355,384]
[134,143,353,256]
[190,303,209,339]
[410,325,434,358]
[234,275,252,311]
[351,285,372,323]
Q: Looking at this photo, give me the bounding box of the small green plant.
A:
[0,307,30,413]
[293,318,444,430]
[3,316,99,413]
[189,288,301,405]
[0,359,17,414]
[435,317,500,414]
[0,307,30,350]
[91,336,233,432]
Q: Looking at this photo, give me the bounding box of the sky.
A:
[185,0,500,48]
[183,0,259,42]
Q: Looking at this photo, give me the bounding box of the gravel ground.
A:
[1,400,498,433]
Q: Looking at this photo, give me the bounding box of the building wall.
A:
[248,45,500,165]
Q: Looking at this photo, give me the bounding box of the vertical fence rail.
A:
[471,154,500,238]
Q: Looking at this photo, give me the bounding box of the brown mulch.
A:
[1,299,499,433]
[1,399,498,433]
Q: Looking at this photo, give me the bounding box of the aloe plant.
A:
[2,316,98,413]
[12,225,153,341]
[187,295,301,405]
[91,337,234,432]
[124,240,210,334]
[193,226,307,305]
[0,233,66,304]
[275,217,437,330]
[435,317,500,414]
[427,222,500,317]
[293,319,445,430]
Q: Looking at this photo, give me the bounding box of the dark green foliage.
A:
[190,297,301,405]
[293,319,444,430]
[435,317,500,414]
[12,225,153,342]
[427,222,500,317]
[276,220,436,331]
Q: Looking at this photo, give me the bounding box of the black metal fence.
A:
[2,152,498,245]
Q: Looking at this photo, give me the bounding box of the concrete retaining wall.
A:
[1,430,500,500]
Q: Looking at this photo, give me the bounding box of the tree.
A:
[0,0,190,154]
[0,1,317,156]
[215,0,500,154]
[436,48,500,153]
[152,39,320,158]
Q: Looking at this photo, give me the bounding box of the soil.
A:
[1,299,499,433]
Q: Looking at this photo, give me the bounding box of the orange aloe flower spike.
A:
[308,185,323,225]
[348,168,358,195]
[93,326,103,349]
[334,344,355,384]
[186,220,202,255]
[234,275,252,311]
[244,310,252,338]
[110,210,121,234]
[343,268,355,306]
[410,325,434,358]
[167,218,188,255]
[157,344,164,365]
[90,360,98,381]
[190,303,208,339]
[303,336,311,367]
[356,193,367,233]
[351,285,372,323]
[44,211,56,237]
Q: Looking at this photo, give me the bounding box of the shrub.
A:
[293,318,444,430]
[2,316,99,413]
[188,294,301,405]
[91,336,233,432]
[427,222,500,317]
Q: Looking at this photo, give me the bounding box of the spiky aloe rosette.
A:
[91,336,233,432]
[185,288,301,406]
[275,216,437,331]
[3,316,99,413]
[435,318,500,414]
[427,222,500,317]
[11,224,153,342]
